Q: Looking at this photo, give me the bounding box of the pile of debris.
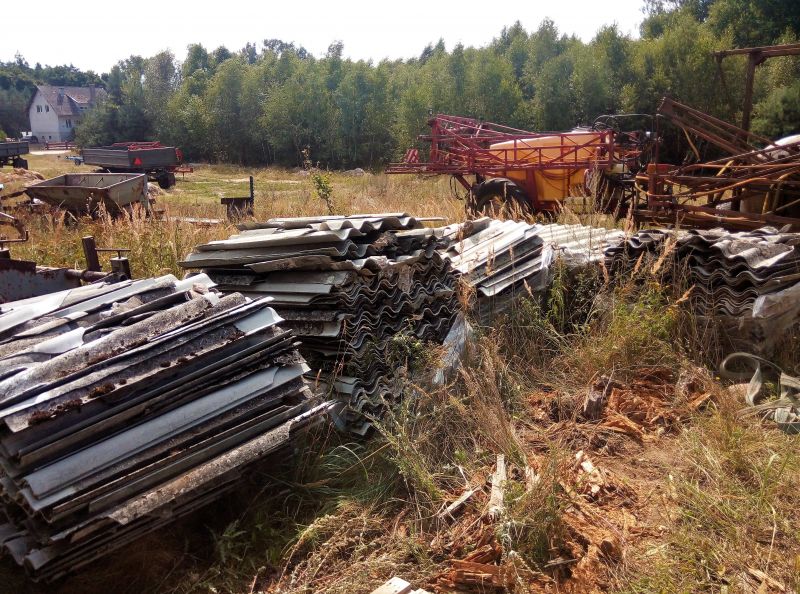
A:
[0,274,318,581]
[605,226,800,351]
[0,168,44,186]
[439,218,624,320]
[177,213,631,432]
[180,214,458,434]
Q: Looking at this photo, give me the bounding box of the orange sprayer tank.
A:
[489,132,606,203]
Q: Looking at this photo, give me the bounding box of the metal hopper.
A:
[24,173,149,216]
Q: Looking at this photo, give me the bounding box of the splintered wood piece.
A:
[747,567,786,592]
[463,543,501,564]
[487,454,506,520]
[524,466,540,492]
[439,487,477,520]
[601,413,645,442]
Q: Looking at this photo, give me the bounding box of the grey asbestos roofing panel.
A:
[0,274,317,581]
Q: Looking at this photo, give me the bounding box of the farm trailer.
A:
[81,142,184,189]
[0,141,30,169]
[25,173,150,217]
[386,114,649,217]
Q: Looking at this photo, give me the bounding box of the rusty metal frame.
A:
[713,43,800,130]
[658,97,771,157]
[386,114,623,212]
[636,98,800,230]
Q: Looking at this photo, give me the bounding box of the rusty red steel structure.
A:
[713,42,800,131]
[388,102,800,232]
[638,98,800,230]
[386,114,630,212]
[657,97,771,157]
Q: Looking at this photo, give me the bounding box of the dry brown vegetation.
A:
[1,153,799,594]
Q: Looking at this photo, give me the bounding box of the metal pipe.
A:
[63,268,109,281]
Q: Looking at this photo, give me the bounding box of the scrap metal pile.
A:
[0,275,317,581]
[605,226,800,351]
[640,98,800,231]
[180,214,459,434]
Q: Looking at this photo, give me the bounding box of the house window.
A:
[45,105,49,112]
[65,119,72,129]
[36,105,42,113]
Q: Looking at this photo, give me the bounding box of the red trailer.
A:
[81,142,185,189]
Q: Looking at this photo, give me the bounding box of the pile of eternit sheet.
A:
[605,227,800,351]
[0,274,317,581]
[180,214,459,435]
[438,218,624,319]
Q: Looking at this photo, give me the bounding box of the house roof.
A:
[31,85,107,117]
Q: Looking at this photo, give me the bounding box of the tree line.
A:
[1,0,799,166]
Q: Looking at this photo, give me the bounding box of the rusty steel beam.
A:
[713,42,800,59]
[742,53,758,131]
[658,97,771,156]
[82,236,101,272]
[713,43,800,130]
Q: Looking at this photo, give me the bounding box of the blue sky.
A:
[3,0,645,73]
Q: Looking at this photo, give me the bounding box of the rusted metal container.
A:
[25,173,148,215]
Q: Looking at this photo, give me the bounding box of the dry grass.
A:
[2,153,464,277]
[1,155,799,594]
[616,397,800,593]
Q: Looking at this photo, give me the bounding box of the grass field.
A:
[2,153,464,278]
[0,153,799,594]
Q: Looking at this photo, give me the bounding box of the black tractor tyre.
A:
[157,172,176,189]
[470,178,533,218]
[12,157,28,170]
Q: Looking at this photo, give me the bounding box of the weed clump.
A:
[302,147,337,215]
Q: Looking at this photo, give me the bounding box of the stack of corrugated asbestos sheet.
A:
[180,214,459,435]
[0,274,317,581]
[605,227,800,351]
[438,218,624,318]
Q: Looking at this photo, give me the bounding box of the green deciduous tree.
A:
[0,4,789,168]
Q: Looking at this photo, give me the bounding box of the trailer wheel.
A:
[470,178,532,219]
[157,172,176,189]
[12,158,28,170]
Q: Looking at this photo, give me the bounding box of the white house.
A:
[27,85,107,143]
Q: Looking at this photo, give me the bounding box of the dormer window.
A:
[36,105,42,113]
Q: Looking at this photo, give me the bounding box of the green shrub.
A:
[753,81,800,139]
